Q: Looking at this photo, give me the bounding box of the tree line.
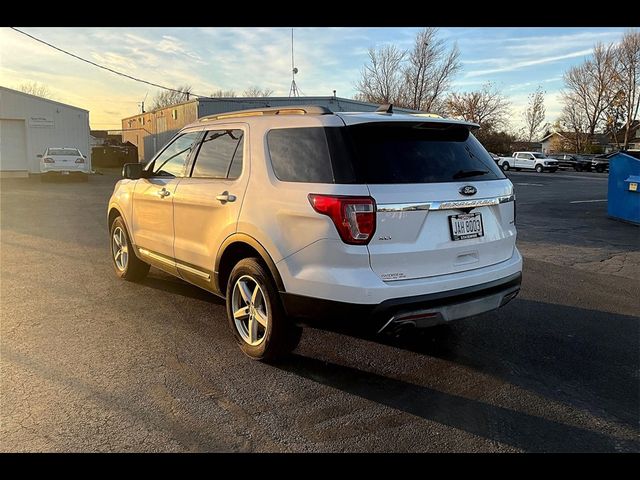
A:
[355,28,639,153]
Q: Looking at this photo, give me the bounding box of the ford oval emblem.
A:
[460,185,477,196]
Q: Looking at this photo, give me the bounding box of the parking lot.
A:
[1,169,638,452]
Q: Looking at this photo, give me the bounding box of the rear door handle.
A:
[157,187,170,198]
[216,191,236,203]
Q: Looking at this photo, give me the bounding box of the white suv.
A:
[108,106,522,360]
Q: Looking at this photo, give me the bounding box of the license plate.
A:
[449,213,484,241]
[61,171,69,175]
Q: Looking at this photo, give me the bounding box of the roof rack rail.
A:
[200,105,333,122]
[410,112,443,119]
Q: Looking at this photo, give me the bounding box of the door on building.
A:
[0,120,27,172]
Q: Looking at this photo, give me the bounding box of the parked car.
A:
[38,147,89,181]
[548,153,593,172]
[498,151,558,173]
[108,106,522,360]
[592,154,610,173]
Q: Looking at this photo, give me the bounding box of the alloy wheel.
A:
[231,275,269,346]
[112,226,128,271]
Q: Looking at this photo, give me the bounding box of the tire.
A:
[226,257,302,361]
[595,166,604,173]
[110,216,150,281]
[574,166,580,172]
[535,164,544,173]
[501,162,510,171]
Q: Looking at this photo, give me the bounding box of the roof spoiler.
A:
[375,104,393,114]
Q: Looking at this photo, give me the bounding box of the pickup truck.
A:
[498,152,559,173]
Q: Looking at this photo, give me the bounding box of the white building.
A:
[0,86,90,177]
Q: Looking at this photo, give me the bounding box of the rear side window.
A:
[191,129,244,179]
[268,128,332,183]
[347,123,505,184]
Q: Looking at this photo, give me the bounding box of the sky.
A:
[0,27,630,130]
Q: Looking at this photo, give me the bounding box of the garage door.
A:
[0,119,27,171]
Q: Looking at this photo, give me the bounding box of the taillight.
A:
[308,194,376,245]
[75,158,85,163]
[43,157,54,163]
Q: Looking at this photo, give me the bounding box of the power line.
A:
[9,27,262,107]
[9,27,201,97]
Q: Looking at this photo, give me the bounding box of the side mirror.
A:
[37,154,43,158]
[122,163,145,180]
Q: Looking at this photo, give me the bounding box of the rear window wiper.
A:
[452,169,490,179]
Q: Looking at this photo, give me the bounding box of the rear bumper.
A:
[282,271,521,330]
[40,169,89,176]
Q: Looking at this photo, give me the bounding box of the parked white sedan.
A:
[38,147,90,181]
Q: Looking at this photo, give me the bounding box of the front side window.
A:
[151,132,200,177]
[191,129,244,179]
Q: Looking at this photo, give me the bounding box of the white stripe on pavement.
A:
[569,199,607,204]
[516,183,544,186]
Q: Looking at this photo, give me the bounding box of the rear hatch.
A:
[344,121,517,282]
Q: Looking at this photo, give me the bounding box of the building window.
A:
[140,117,145,126]
[172,109,178,120]
[128,120,133,128]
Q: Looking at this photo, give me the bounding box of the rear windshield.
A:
[48,148,80,156]
[347,123,505,184]
[267,123,504,184]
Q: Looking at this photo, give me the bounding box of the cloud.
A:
[465,49,593,78]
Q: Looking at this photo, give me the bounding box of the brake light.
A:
[75,158,85,163]
[43,157,54,163]
[308,194,376,245]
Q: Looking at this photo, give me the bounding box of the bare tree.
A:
[562,43,617,145]
[243,86,274,97]
[18,82,54,99]
[445,83,511,131]
[559,102,589,153]
[402,28,461,112]
[210,89,237,98]
[355,45,406,105]
[523,87,547,142]
[614,30,640,149]
[150,85,193,110]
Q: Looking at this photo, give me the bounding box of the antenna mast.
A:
[289,28,300,97]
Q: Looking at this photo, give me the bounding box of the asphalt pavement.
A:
[1,169,638,452]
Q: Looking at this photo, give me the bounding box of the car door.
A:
[514,153,524,169]
[131,131,201,275]
[172,125,249,292]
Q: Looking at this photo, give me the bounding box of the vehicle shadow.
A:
[141,272,225,306]
[274,352,637,452]
[288,297,639,448]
